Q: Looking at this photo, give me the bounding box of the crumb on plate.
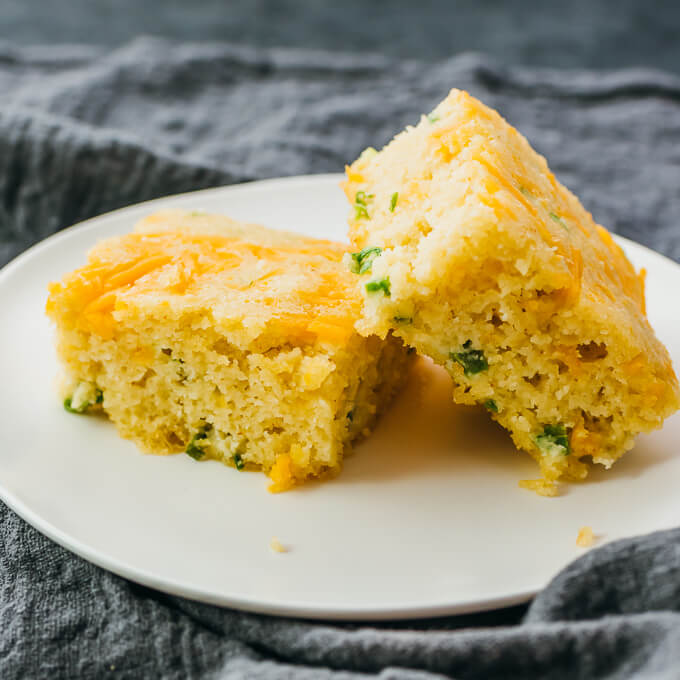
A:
[576,526,595,547]
[270,537,287,553]
[519,478,558,497]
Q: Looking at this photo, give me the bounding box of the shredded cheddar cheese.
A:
[47,217,361,344]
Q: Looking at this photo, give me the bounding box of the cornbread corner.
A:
[46,210,412,491]
[342,88,680,491]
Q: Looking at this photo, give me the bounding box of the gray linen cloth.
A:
[1,38,679,679]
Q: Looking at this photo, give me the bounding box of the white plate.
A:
[1,174,679,621]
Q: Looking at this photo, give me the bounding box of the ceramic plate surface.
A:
[1,174,678,620]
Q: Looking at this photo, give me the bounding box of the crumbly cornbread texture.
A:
[343,88,680,492]
[46,210,411,490]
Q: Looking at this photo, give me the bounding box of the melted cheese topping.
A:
[47,212,360,345]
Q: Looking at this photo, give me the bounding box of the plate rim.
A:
[0,481,540,620]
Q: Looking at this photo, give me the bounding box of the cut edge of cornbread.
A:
[342,88,680,492]
[46,210,413,491]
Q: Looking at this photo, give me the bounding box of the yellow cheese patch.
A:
[46,218,362,346]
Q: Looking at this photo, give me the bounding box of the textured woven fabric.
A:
[0,38,679,679]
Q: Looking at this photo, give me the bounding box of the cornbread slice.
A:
[343,88,680,492]
[46,210,411,491]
